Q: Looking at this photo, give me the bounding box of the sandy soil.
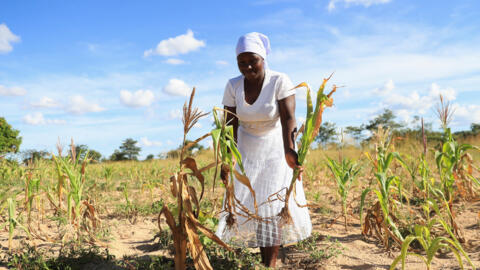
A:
[1,197,479,269]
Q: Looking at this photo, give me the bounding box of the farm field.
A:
[1,133,479,269]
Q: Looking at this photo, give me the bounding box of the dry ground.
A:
[1,192,478,270]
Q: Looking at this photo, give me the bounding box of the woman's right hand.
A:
[220,164,230,181]
[285,149,303,181]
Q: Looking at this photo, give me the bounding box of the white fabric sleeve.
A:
[222,81,236,107]
[276,73,296,100]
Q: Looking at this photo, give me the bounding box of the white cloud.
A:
[165,58,185,65]
[372,79,394,95]
[23,112,66,125]
[144,29,205,57]
[30,97,59,108]
[453,104,480,126]
[67,95,105,114]
[379,83,458,121]
[23,112,45,125]
[140,137,162,147]
[0,85,26,96]
[163,78,192,96]
[215,60,229,66]
[429,83,456,101]
[120,89,155,108]
[0,24,20,54]
[328,0,391,11]
[169,109,182,119]
[194,122,202,128]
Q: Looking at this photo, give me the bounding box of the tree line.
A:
[1,117,206,164]
[315,108,480,147]
[2,111,479,163]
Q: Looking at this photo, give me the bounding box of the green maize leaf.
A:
[211,128,221,152]
[448,247,465,270]
[390,252,427,270]
[306,87,313,119]
[399,235,417,270]
[213,109,221,127]
[426,237,447,262]
[8,197,15,233]
[441,237,474,269]
[226,125,234,137]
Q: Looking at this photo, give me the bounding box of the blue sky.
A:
[1,0,479,159]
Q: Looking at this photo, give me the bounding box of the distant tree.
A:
[184,140,204,153]
[69,144,102,162]
[471,123,480,134]
[0,117,22,155]
[365,108,404,133]
[315,122,337,147]
[22,149,49,164]
[166,149,180,159]
[109,149,127,161]
[110,138,141,161]
[164,140,204,159]
[120,138,141,160]
[344,125,364,142]
[145,154,154,161]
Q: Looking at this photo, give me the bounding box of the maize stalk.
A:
[279,74,336,224]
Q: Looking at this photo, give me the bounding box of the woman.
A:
[216,32,312,267]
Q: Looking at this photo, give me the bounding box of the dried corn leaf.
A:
[185,218,213,270]
[160,206,176,232]
[187,212,233,252]
[182,157,205,200]
[82,200,98,230]
[170,175,178,197]
[233,169,258,213]
[188,186,200,218]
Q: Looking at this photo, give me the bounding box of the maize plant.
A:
[7,198,30,251]
[390,200,475,270]
[326,156,361,230]
[279,74,337,224]
[361,126,406,248]
[211,107,261,228]
[51,141,99,239]
[158,88,234,270]
[434,95,480,241]
[24,171,40,226]
[435,128,480,203]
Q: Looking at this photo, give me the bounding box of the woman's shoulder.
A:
[227,74,244,89]
[266,69,291,82]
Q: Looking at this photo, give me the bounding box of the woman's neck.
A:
[245,69,265,86]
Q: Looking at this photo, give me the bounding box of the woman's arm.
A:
[278,95,300,169]
[224,106,238,143]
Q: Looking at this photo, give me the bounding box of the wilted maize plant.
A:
[158,88,234,270]
[211,107,261,229]
[51,140,99,241]
[361,126,406,248]
[278,74,337,224]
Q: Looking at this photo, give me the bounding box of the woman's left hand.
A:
[285,149,303,181]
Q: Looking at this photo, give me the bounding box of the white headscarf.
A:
[236,32,271,68]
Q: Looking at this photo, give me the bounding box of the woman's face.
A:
[237,52,264,81]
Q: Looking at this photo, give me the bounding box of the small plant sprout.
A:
[326,156,361,230]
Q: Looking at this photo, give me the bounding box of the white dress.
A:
[216,69,312,247]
